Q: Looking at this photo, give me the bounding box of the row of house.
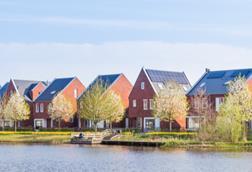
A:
[0,67,252,131]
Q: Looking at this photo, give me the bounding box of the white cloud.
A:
[0,41,252,86]
[0,16,252,37]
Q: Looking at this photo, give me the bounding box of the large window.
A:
[215,97,224,112]
[40,103,44,113]
[144,118,155,130]
[143,99,148,110]
[133,99,137,107]
[35,120,43,128]
[141,82,145,90]
[149,99,153,110]
[35,103,39,113]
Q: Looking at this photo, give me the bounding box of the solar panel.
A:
[207,71,226,79]
[146,69,189,84]
[231,70,250,78]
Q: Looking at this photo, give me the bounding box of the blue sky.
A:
[1,0,252,86]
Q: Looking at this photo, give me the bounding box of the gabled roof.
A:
[79,74,121,99]
[87,74,121,90]
[0,82,9,98]
[12,79,43,101]
[144,68,191,93]
[35,77,75,102]
[187,68,252,96]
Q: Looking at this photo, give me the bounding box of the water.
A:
[0,144,252,172]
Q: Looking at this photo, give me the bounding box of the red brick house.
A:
[34,77,85,128]
[0,79,47,128]
[79,73,132,129]
[128,68,191,132]
[187,68,252,130]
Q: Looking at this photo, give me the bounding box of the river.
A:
[0,144,252,172]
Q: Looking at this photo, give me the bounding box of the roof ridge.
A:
[208,68,252,73]
[145,68,184,74]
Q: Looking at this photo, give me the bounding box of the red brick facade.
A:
[33,78,85,128]
[109,74,133,128]
[128,69,186,131]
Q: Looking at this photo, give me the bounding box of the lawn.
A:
[0,131,74,144]
[112,131,252,149]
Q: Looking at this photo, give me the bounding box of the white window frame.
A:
[35,103,39,113]
[133,99,137,107]
[34,119,47,128]
[149,99,153,110]
[215,97,224,112]
[141,82,145,90]
[143,99,148,110]
[40,103,44,113]
[74,88,78,99]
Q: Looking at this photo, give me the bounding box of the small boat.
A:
[70,133,104,144]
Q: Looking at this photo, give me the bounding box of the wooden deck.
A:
[102,140,164,147]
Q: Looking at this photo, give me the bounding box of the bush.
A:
[146,132,196,139]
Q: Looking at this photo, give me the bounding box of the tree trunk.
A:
[94,122,98,133]
[2,119,4,131]
[58,120,61,130]
[169,120,172,132]
[14,121,17,132]
[243,121,247,142]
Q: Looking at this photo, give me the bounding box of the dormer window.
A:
[200,82,206,88]
[158,82,164,89]
[141,82,145,90]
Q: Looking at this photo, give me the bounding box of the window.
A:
[4,121,11,127]
[141,82,145,90]
[133,99,137,107]
[35,120,43,128]
[40,103,44,113]
[143,99,148,110]
[215,97,224,112]
[35,103,39,113]
[149,99,153,110]
[74,89,78,99]
[158,83,164,89]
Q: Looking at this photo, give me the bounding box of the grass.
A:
[0,131,108,144]
[0,131,75,144]
[112,131,252,150]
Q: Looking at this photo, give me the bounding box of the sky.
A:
[1,0,252,87]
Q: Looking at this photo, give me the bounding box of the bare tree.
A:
[153,81,188,131]
[192,89,214,129]
[48,94,74,129]
[4,93,30,132]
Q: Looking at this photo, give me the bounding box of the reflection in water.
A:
[0,144,252,172]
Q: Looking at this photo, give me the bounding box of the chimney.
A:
[205,68,210,73]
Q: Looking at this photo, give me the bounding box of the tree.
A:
[106,92,124,129]
[4,93,30,132]
[79,81,125,132]
[219,76,252,142]
[48,94,74,129]
[153,81,188,131]
[192,89,214,129]
[0,95,8,131]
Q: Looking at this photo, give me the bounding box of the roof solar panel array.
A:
[187,68,252,96]
[231,70,251,78]
[146,69,189,85]
[207,71,226,79]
